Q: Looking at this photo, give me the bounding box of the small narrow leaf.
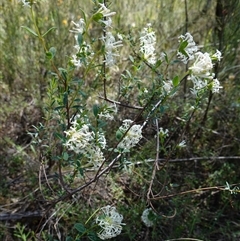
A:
[93,104,99,117]
[172,76,179,87]
[21,26,38,37]
[77,33,83,47]
[42,27,57,37]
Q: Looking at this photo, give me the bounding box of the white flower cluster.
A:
[97,3,123,67]
[139,23,157,65]
[159,127,169,137]
[101,32,123,67]
[141,208,156,227]
[178,32,222,95]
[117,119,142,151]
[177,32,198,64]
[64,119,106,168]
[98,103,118,121]
[18,0,30,8]
[162,80,173,94]
[96,205,125,240]
[69,19,93,69]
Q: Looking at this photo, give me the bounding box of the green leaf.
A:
[74,223,86,234]
[21,26,38,37]
[88,232,100,241]
[54,105,65,110]
[178,40,188,56]
[77,33,83,47]
[63,152,69,161]
[49,47,56,57]
[59,68,67,81]
[63,92,68,106]
[92,12,103,22]
[46,47,56,60]
[154,59,162,68]
[65,236,73,241]
[42,27,57,37]
[172,76,179,87]
[116,130,123,141]
[93,104,99,117]
[129,55,134,63]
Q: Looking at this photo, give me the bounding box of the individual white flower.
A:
[70,18,85,34]
[141,208,156,227]
[189,75,208,95]
[97,131,107,149]
[87,146,105,169]
[100,32,123,67]
[159,127,169,137]
[177,32,198,64]
[189,52,213,79]
[162,80,173,94]
[211,78,223,93]
[139,23,157,65]
[117,120,142,151]
[18,0,30,8]
[98,3,116,18]
[104,32,123,51]
[177,140,186,148]
[71,54,82,68]
[96,205,125,240]
[212,49,222,62]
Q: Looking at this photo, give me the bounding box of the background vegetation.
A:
[0,0,240,240]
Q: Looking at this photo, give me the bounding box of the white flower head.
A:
[71,54,82,68]
[117,120,142,151]
[100,32,123,67]
[18,0,31,8]
[189,52,213,79]
[178,32,198,64]
[64,123,94,154]
[98,3,116,18]
[177,140,186,148]
[96,205,125,240]
[162,80,173,94]
[212,49,222,62]
[139,23,157,65]
[64,119,106,168]
[159,127,169,137]
[71,38,94,69]
[70,18,85,34]
[211,78,222,93]
[87,146,105,169]
[189,75,208,95]
[141,208,156,227]
[96,3,116,29]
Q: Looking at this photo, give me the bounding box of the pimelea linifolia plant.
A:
[19,0,224,239]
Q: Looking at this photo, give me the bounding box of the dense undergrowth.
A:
[0,0,240,240]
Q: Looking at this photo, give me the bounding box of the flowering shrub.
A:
[16,0,230,240]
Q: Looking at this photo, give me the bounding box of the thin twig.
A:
[99,96,143,110]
